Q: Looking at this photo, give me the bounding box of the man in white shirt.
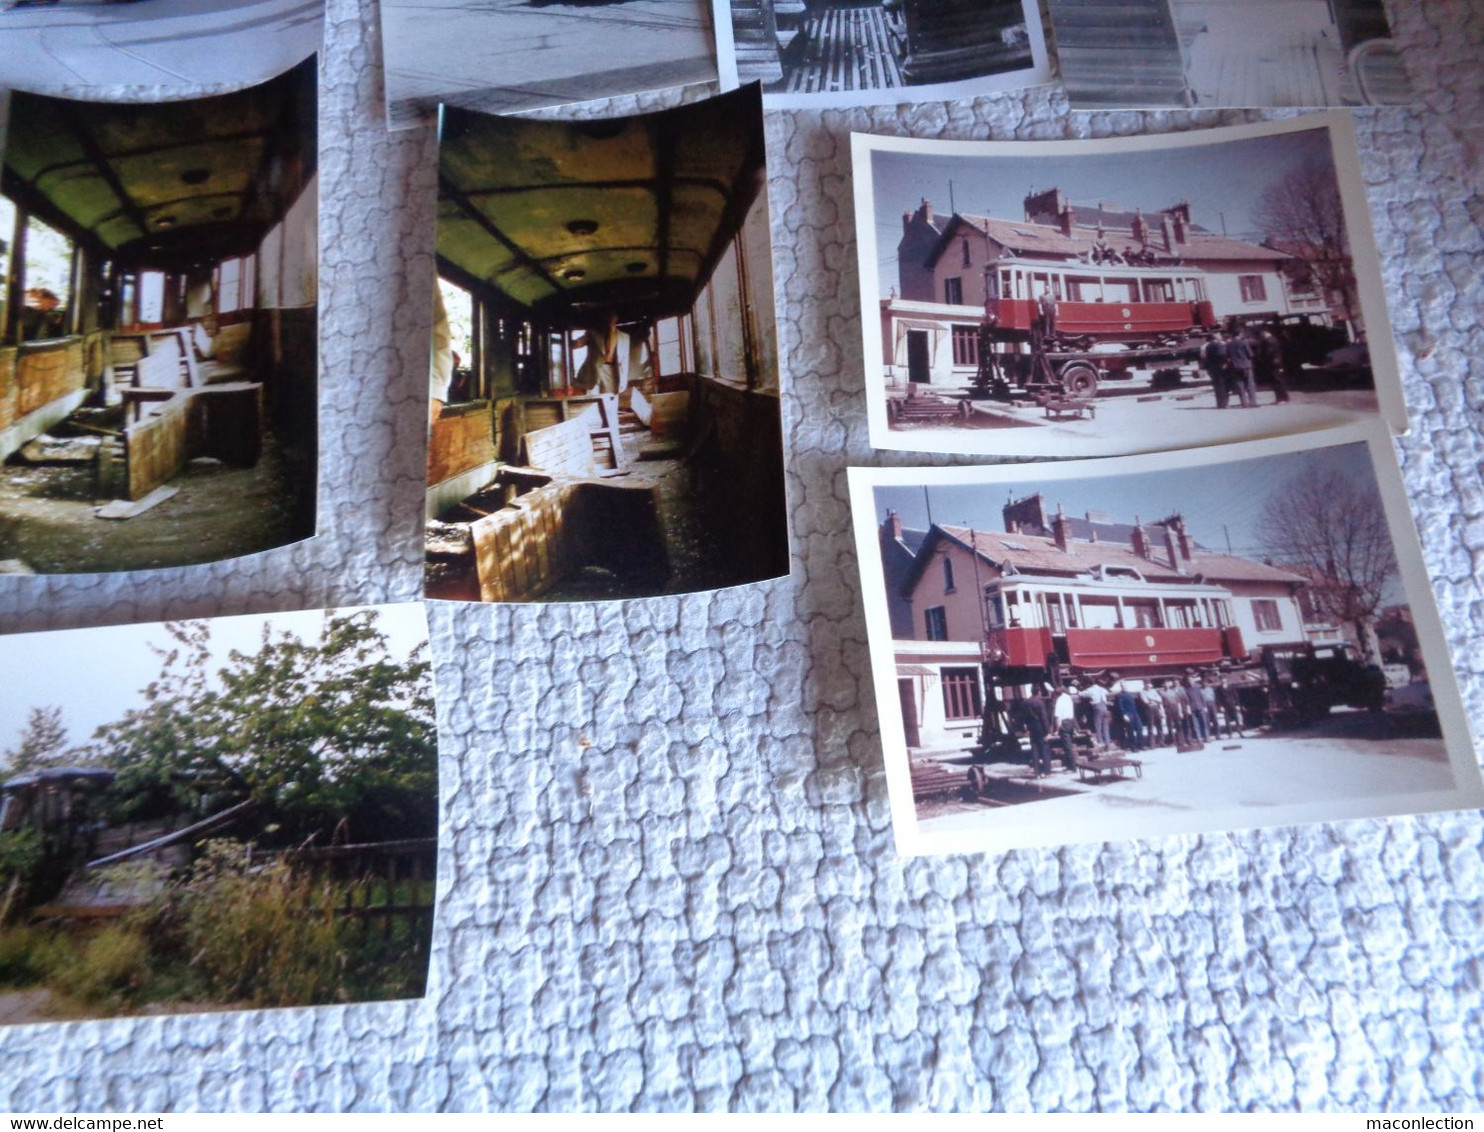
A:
[1052,682,1079,770]
[1080,679,1112,748]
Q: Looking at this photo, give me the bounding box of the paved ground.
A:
[0,0,321,92]
[887,370,1383,457]
[919,708,1454,844]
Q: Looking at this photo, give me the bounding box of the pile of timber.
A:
[910,758,968,802]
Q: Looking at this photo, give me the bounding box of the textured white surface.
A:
[0,0,1481,1113]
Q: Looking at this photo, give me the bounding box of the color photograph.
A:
[381,0,717,130]
[848,424,1483,857]
[0,604,437,1026]
[853,114,1405,458]
[425,85,789,603]
[1047,0,1411,109]
[0,0,322,94]
[0,59,319,573]
[714,0,1050,108]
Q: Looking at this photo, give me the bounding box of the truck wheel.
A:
[1060,361,1099,398]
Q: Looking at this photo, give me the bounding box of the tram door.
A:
[906,330,930,384]
[898,679,921,748]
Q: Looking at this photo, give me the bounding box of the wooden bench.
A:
[1074,755,1143,783]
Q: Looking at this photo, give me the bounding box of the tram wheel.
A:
[1060,361,1099,399]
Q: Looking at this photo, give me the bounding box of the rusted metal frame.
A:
[440,174,567,297]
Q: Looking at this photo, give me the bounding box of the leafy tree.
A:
[89,610,437,848]
[1,705,71,780]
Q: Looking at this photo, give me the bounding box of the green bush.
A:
[50,924,151,1008]
[0,925,74,988]
[175,841,347,1007]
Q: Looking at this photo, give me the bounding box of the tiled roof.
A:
[933,523,1306,587]
[934,213,1287,267]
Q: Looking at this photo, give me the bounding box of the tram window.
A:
[1080,596,1121,629]
[1128,600,1162,629]
[1142,279,1175,303]
[986,593,1004,628]
[0,197,12,338]
[1065,276,1098,303]
[1166,603,1195,628]
[19,215,74,341]
[656,316,685,375]
[140,272,166,324]
[1105,278,1139,303]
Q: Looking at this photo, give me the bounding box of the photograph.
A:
[380,0,717,131]
[0,0,323,95]
[848,423,1484,858]
[0,58,318,574]
[714,0,1050,109]
[425,84,789,603]
[1047,0,1412,109]
[853,113,1405,459]
[0,603,437,1026]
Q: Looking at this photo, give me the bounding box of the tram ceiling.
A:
[2,59,315,273]
[436,87,765,329]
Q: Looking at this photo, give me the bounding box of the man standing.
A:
[1227,331,1256,408]
[1037,288,1057,341]
[1113,677,1146,751]
[1018,686,1054,777]
[1053,681,1079,771]
[1258,328,1290,404]
[1141,682,1167,745]
[1202,332,1229,408]
[1081,678,1113,749]
[1162,679,1190,746]
[1184,674,1210,743]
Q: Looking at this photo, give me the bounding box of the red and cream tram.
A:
[986,260,1218,343]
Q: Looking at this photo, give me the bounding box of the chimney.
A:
[1160,215,1175,253]
[1131,209,1146,245]
[1169,513,1192,562]
[883,510,903,543]
[903,211,912,236]
[1131,516,1149,559]
[1171,212,1187,244]
[1164,527,1185,575]
[920,198,934,227]
[1052,504,1073,555]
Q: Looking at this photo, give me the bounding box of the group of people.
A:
[1011,670,1248,779]
[1200,325,1291,409]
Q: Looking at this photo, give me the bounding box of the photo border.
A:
[847,421,1483,858]
[852,112,1408,458]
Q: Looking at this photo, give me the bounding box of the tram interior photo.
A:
[425,87,788,602]
[0,59,318,574]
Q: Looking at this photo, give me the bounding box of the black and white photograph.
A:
[0,604,437,1026]
[425,85,789,603]
[713,0,1050,108]
[1047,0,1412,109]
[0,0,323,95]
[853,113,1405,458]
[0,58,319,573]
[848,424,1483,858]
[380,0,717,131]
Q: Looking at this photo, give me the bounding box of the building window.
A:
[944,277,963,305]
[951,324,979,366]
[1252,599,1283,632]
[1239,275,1268,303]
[924,606,948,641]
[941,667,982,721]
[961,238,971,267]
[942,556,955,593]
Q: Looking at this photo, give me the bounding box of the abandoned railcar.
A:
[0,59,318,573]
[426,86,789,602]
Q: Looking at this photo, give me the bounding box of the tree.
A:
[1253,156,1360,336]
[1256,467,1397,661]
[87,610,437,847]
[1,705,71,780]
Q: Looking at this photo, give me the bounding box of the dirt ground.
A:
[0,439,315,575]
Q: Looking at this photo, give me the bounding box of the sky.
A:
[871,126,1338,296]
[0,604,429,768]
[873,440,1383,566]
